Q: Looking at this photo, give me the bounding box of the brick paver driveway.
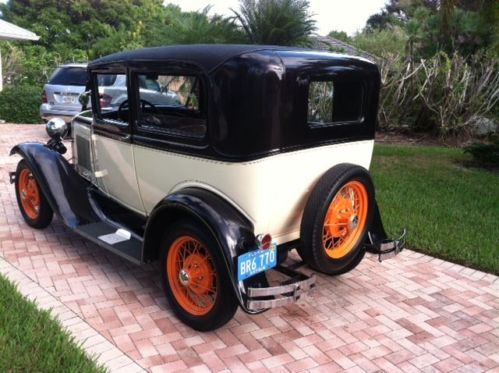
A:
[1,124,498,372]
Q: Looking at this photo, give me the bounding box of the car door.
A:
[130,70,208,213]
[90,70,146,214]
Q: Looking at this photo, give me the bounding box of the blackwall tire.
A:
[299,164,375,275]
[15,160,53,229]
[160,221,238,331]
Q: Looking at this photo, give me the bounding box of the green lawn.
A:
[371,144,499,275]
[0,274,106,372]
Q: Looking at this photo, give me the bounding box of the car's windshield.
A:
[48,67,88,86]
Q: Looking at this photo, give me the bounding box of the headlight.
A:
[46,118,68,139]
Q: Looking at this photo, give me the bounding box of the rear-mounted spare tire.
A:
[299,164,375,275]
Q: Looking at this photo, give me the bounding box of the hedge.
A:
[0,84,42,124]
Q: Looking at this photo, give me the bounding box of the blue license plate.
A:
[237,245,277,281]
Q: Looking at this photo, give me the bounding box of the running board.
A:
[75,222,142,264]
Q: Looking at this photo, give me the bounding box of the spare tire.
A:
[299,163,375,275]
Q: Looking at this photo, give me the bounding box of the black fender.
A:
[10,143,96,228]
[368,200,388,243]
[143,187,263,313]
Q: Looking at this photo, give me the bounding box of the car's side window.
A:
[307,79,364,128]
[94,73,129,125]
[136,74,206,139]
[308,81,334,124]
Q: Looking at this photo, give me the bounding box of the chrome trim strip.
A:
[247,275,315,297]
[246,274,316,311]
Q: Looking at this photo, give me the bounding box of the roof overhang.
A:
[0,19,39,41]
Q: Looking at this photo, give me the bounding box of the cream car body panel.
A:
[92,133,146,214]
[134,139,374,243]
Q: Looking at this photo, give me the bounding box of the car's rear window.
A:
[48,67,88,86]
[308,79,364,127]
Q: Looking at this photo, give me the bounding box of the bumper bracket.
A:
[366,229,407,262]
[246,264,315,311]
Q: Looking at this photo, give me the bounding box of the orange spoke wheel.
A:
[161,222,239,331]
[322,181,368,259]
[18,168,41,220]
[15,160,53,229]
[166,236,217,316]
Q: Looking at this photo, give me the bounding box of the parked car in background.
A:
[40,63,88,123]
[41,64,179,126]
[97,73,181,110]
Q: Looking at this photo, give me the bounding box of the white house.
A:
[0,19,40,91]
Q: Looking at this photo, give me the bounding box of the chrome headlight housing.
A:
[46,118,68,139]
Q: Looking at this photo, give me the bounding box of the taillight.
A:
[99,93,112,108]
[42,90,47,103]
[256,234,272,249]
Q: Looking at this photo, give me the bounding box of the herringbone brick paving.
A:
[1,124,498,372]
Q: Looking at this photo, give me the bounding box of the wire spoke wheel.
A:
[161,222,239,330]
[166,235,217,316]
[18,168,41,220]
[322,181,368,259]
[300,164,374,275]
[15,160,53,229]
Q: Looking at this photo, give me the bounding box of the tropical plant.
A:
[352,27,408,57]
[327,30,351,43]
[231,0,316,46]
[151,6,245,45]
[377,52,499,135]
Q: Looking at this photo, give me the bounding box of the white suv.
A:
[40,63,88,123]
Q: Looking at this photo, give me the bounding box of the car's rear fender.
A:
[143,187,264,312]
[10,143,96,228]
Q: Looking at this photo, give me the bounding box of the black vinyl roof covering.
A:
[88,44,292,73]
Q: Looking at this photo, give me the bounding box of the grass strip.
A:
[0,274,106,372]
[371,144,498,275]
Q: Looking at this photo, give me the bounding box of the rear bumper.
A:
[366,229,407,262]
[245,265,316,311]
[40,105,79,123]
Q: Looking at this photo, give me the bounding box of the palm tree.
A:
[231,0,316,46]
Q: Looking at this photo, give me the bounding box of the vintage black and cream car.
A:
[10,45,405,330]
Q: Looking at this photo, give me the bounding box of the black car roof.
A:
[88,44,294,73]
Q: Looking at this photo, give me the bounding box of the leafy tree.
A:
[363,0,498,58]
[0,0,250,86]
[231,0,316,46]
[149,5,245,45]
[365,0,438,31]
[0,0,168,60]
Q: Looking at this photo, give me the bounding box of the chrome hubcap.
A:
[179,269,190,286]
[349,215,359,230]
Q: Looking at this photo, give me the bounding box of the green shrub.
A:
[352,27,408,57]
[464,136,499,167]
[0,84,42,124]
[377,52,499,136]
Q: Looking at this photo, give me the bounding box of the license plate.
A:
[237,245,277,281]
[61,94,76,104]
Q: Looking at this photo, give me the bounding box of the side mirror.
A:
[79,90,91,109]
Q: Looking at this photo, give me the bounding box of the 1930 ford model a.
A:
[10,45,405,330]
